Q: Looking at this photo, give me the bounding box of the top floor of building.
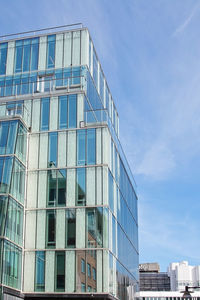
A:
[0,24,119,135]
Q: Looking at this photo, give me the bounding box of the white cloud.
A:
[172,3,200,37]
[136,142,175,180]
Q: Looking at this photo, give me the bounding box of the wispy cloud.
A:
[172,3,200,36]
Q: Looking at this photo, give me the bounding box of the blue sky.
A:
[1,0,200,271]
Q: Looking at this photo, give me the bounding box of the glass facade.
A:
[0,26,138,300]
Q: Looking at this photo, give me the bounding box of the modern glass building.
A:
[0,24,138,300]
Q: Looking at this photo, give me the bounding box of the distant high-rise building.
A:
[0,24,138,300]
[168,261,200,291]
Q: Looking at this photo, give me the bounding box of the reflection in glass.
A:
[77,130,86,165]
[46,210,56,247]
[55,251,65,291]
[48,132,57,167]
[47,35,56,69]
[40,97,50,131]
[0,43,8,75]
[76,168,86,206]
[87,129,96,165]
[68,94,77,128]
[59,95,67,129]
[35,251,45,291]
[66,209,76,248]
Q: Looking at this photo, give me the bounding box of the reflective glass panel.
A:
[68,94,77,128]
[48,132,57,167]
[55,251,65,291]
[76,168,86,206]
[35,251,45,291]
[47,35,56,69]
[40,97,50,131]
[77,129,86,165]
[0,43,8,75]
[59,95,67,129]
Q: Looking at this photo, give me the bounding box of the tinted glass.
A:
[56,252,65,291]
[40,97,49,131]
[48,132,57,167]
[35,251,45,291]
[87,129,96,165]
[68,94,77,128]
[0,43,8,75]
[47,35,55,69]
[76,168,86,206]
[59,95,67,129]
[77,130,86,165]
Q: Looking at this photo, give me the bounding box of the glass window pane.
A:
[30,38,39,71]
[40,97,50,131]
[0,43,8,75]
[6,121,18,154]
[22,40,31,72]
[47,170,56,206]
[35,251,45,291]
[47,35,55,69]
[15,41,23,73]
[46,210,56,247]
[66,209,76,248]
[59,95,67,129]
[57,169,66,205]
[55,251,65,291]
[68,94,77,128]
[0,122,9,155]
[76,168,86,206]
[77,129,86,165]
[81,259,85,273]
[48,132,58,167]
[87,129,96,165]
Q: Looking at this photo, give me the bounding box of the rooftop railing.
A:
[0,24,83,42]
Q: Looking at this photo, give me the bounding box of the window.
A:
[76,168,86,206]
[68,94,77,128]
[92,267,96,281]
[87,285,92,292]
[46,210,56,247]
[77,129,96,166]
[35,251,45,291]
[48,132,58,167]
[40,97,50,131]
[59,95,67,129]
[87,129,96,165]
[58,94,77,129]
[47,169,66,206]
[47,35,56,69]
[81,282,86,292]
[87,263,91,278]
[14,38,39,73]
[66,209,76,248]
[55,251,65,291]
[0,43,8,75]
[81,259,85,273]
[77,130,86,165]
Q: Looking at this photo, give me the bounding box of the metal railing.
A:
[0,24,84,41]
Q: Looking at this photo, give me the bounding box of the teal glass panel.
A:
[92,267,96,281]
[40,97,50,131]
[5,77,13,96]
[47,35,55,69]
[109,171,114,213]
[87,129,96,165]
[81,258,85,273]
[68,94,77,128]
[22,39,31,72]
[14,40,23,73]
[30,38,39,71]
[6,121,18,154]
[55,251,65,291]
[0,196,7,236]
[21,75,29,95]
[46,210,56,247]
[87,207,103,248]
[48,132,57,167]
[57,169,66,206]
[2,240,22,289]
[66,209,76,248]
[77,130,86,165]
[35,251,45,291]
[0,43,8,75]
[47,169,56,206]
[16,122,27,163]
[76,168,86,206]
[59,95,67,129]
[55,69,63,87]
[0,78,5,96]
[13,76,21,95]
[87,263,91,278]
[1,157,13,193]
[0,122,9,155]
[93,50,98,87]
[72,66,80,85]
